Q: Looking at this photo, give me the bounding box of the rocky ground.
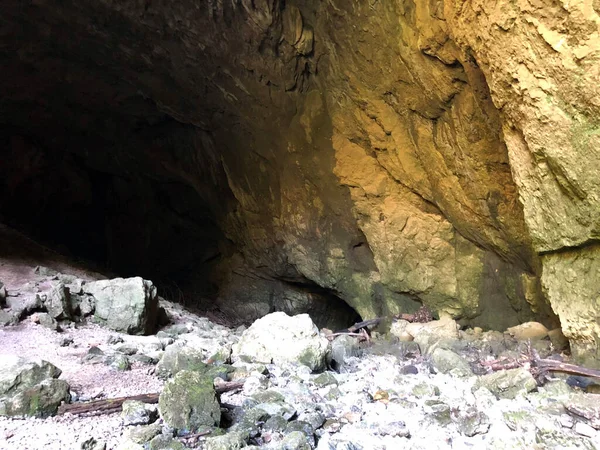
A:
[2,230,600,450]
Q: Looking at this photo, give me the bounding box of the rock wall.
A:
[1,0,598,358]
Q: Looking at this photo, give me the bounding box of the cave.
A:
[2,0,600,362]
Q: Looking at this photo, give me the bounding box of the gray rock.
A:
[376,421,410,438]
[431,348,473,377]
[412,382,440,398]
[0,356,69,417]
[0,309,18,326]
[473,368,537,399]
[204,431,248,450]
[232,312,330,371]
[71,293,95,317]
[122,400,158,426]
[116,344,139,355]
[6,293,42,319]
[80,437,107,450]
[313,372,338,387]
[255,402,296,420]
[82,346,105,364]
[330,335,361,371]
[156,344,205,379]
[297,410,325,430]
[59,337,74,347]
[148,434,185,450]
[122,423,163,444]
[273,431,311,450]
[35,312,60,331]
[158,370,220,431]
[264,415,288,432]
[33,266,59,277]
[457,407,490,437]
[84,277,159,335]
[39,281,72,320]
[106,353,131,371]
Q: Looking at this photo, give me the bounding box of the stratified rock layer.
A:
[1,1,598,360]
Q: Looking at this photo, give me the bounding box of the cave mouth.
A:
[0,39,361,332]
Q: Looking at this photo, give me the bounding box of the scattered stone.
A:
[506,322,548,341]
[204,430,248,450]
[400,365,419,375]
[0,309,19,326]
[148,434,186,450]
[376,421,410,438]
[431,348,473,377]
[39,281,72,320]
[412,382,439,398]
[122,400,158,426]
[122,423,163,445]
[389,319,414,342]
[564,394,600,429]
[457,407,490,437]
[158,370,220,431]
[83,346,106,364]
[574,421,596,438]
[80,437,107,450]
[232,312,330,372]
[116,344,139,356]
[0,356,70,417]
[33,312,60,331]
[59,337,74,347]
[156,343,206,379]
[473,368,537,399]
[107,335,125,345]
[72,293,95,317]
[329,334,361,371]
[84,277,159,335]
[6,293,43,319]
[33,266,59,277]
[313,372,338,387]
[405,316,460,351]
[274,430,311,450]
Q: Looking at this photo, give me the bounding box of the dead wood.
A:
[334,318,381,334]
[480,344,600,384]
[58,379,245,416]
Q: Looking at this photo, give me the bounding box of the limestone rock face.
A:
[1,1,599,360]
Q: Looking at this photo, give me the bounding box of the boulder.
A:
[405,316,460,351]
[5,293,42,320]
[232,312,330,371]
[156,343,232,380]
[473,368,537,400]
[122,400,159,426]
[0,281,6,307]
[389,319,414,342]
[430,348,473,377]
[506,322,548,341]
[84,277,158,335]
[329,334,361,371]
[0,355,70,417]
[158,370,220,431]
[38,281,72,320]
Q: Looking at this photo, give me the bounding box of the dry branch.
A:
[480,344,600,384]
